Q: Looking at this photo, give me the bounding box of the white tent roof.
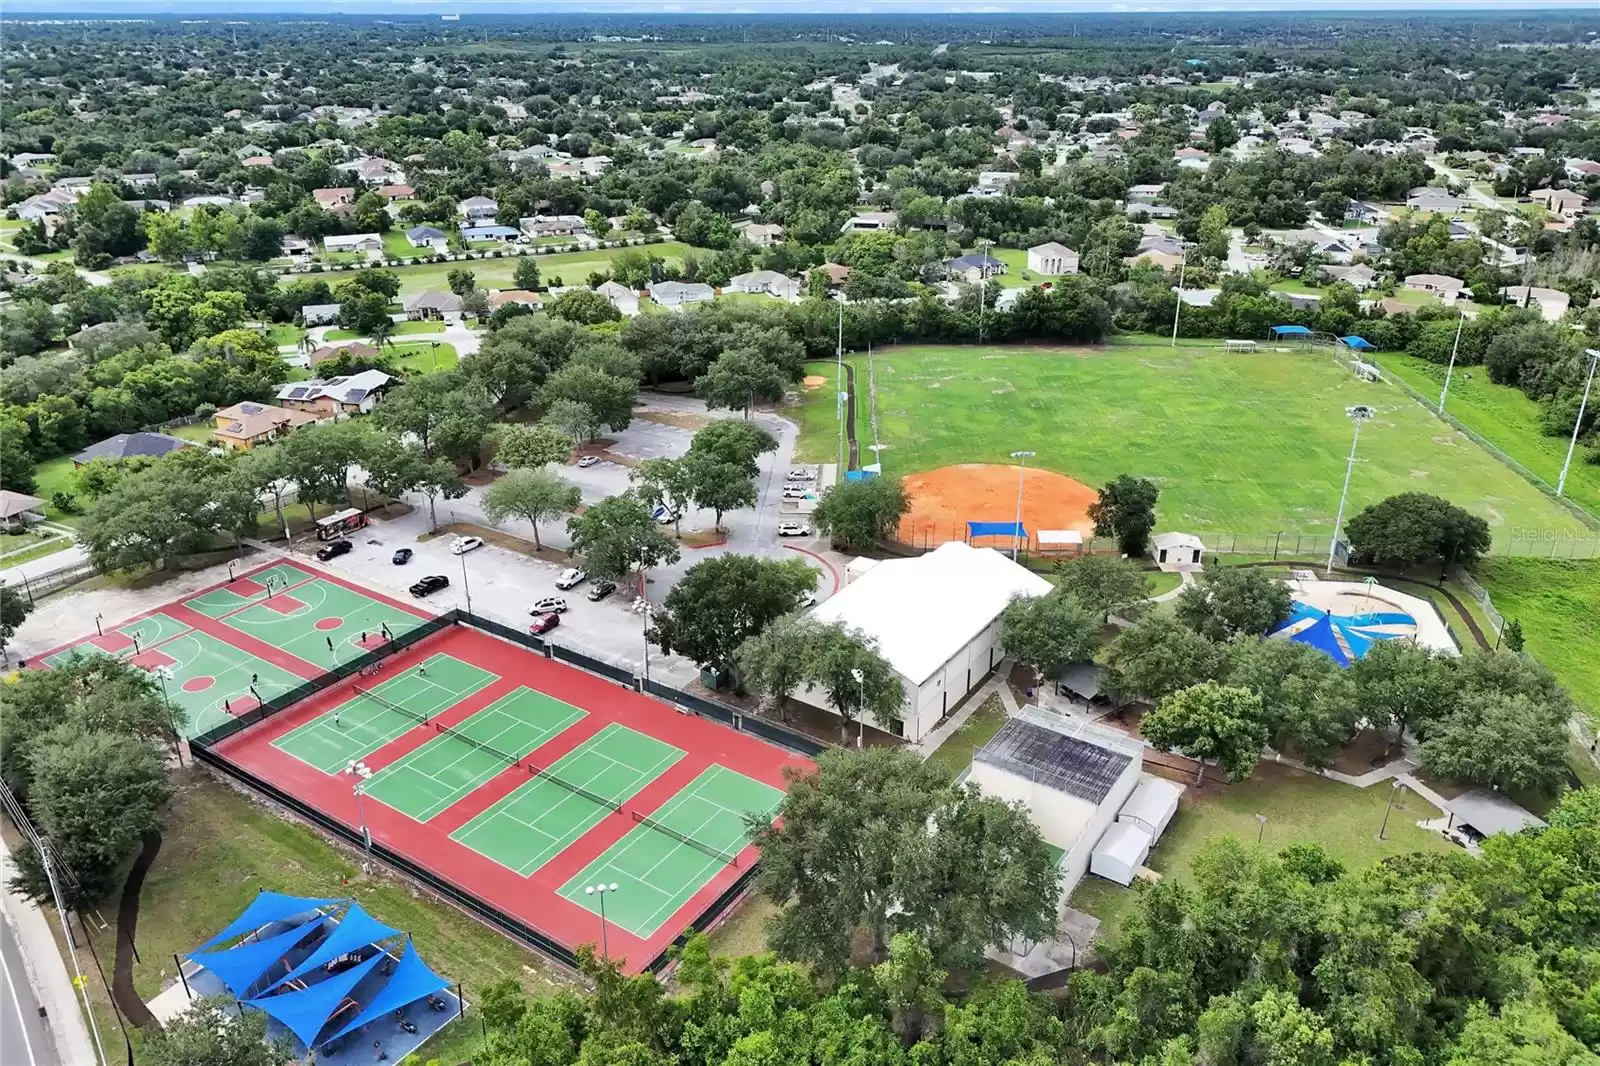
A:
[1036,530,1083,546]
[808,541,1053,685]
[1090,823,1152,886]
[1118,776,1184,842]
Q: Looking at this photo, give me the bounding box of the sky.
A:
[7,0,1599,14]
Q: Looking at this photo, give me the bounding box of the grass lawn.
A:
[30,455,85,526]
[1470,557,1600,724]
[794,344,1588,539]
[0,532,72,567]
[925,694,1008,782]
[390,340,459,375]
[1144,570,1184,597]
[1376,352,1600,522]
[264,323,305,348]
[365,241,692,295]
[380,230,431,260]
[1069,764,1453,934]
[89,773,569,1063]
[167,422,217,444]
[325,319,444,341]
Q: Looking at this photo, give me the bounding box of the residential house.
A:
[280,235,313,257]
[51,177,93,197]
[459,224,520,244]
[817,263,853,287]
[301,303,341,326]
[1529,188,1588,218]
[0,491,46,531]
[241,156,275,169]
[376,184,415,201]
[647,280,715,309]
[323,233,383,254]
[1320,263,1378,291]
[596,281,640,317]
[14,188,75,224]
[457,196,499,222]
[1284,231,1359,264]
[312,187,356,208]
[1125,201,1179,221]
[72,431,194,466]
[840,211,898,233]
[10,152,56,168]
[1348,201,1386,224]
[338,156,406,185]
[1500,286,1571,322]
[406,225,448,250]
[1563,159,1600,181]
[275,370,394,415]
[183,195,236,209]
[1404,274,1466,301]
[518,214,588,239]
[1447,221,1474,241]
[403,290,462,320]
[1127,183,1166,203]
[735,221,785,245]
[123,199,170,214]
[728,270,802,300]
[211,402,321,450]
[1406,187,1464,214]
[489,290,544,312]
[236,144,270,160]
[1026,242,1079,275]
[944,254,1007,284]
[309,341,380,368]
[1174,147,1211,170]
[121,172,159,190]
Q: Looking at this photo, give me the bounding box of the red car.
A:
[529,612,561,635]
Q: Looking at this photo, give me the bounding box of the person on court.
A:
[327,636,335,652]
[417,664,427,677]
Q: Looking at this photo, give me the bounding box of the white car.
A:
[777,522,811,537]
[781,487,812,500]
[576,456,599,468]
[530,596,568,614]
[800,589,818,608]
[555,567,588,590]
[785,469,814,481]
[450,535,484,555]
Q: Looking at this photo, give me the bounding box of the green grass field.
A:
[362,242,691,295]
[1377,353,1600,521]
[1471,557,1600,724]
[796,344,1589,539]
[325,319,443,341]
[389,341,459,374]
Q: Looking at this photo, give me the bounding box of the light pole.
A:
[836,297,846,474]
[1379,779,1404,840]
[586,882,619,960]
[1556,349,1599,499]
[1436,311,1466,415]
[458,548,473,616]
[640,600,653,685]
[1326,405,1375,576]
[978,238,990,345]
[851,667,865,748]
[1169,239,1187,347]
[1009,450,1035,561]
[1255,813,1267,844]
[345,760,374,866]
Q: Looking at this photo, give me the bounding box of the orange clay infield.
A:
[897,464,1099,549]
[802,375,828,388]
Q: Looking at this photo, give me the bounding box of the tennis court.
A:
[192,575,429,671]
[361,688,588,821]
[272,653,497,773]
[558,766,785,937]
[450,724,684,877]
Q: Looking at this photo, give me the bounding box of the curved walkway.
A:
[112,832,162,1030]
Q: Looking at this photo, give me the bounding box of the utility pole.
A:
[1437,311,1466,415]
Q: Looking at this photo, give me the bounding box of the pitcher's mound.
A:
[802,375,828,389]
[898,464,1099,550]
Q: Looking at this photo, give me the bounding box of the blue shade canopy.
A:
[246,950,386,1049]
[1269,324,1312,336]
[192,892,343,952]
[1288,612,1351,667]
[1340,335,1375,350]
[264,903,399,992]
[322,941,452,1046]
[188,919,327,998]
[967,521,1026,539]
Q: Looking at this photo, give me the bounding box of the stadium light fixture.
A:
[586,882,620,960]
[1326,405,1375,577]
[345,760,374,865]
[850,668,866,748]
[1436,310,1466,415]
[1556,349,1599,499]
[1009,451,1036,562]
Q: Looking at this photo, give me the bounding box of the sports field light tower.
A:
[1556,349,1599,499]
[1327,404,1375,576]
[1009,450,1036,561]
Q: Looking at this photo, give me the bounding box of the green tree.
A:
[687,419,777,477]
[1101,612,1227,705]
[1089,475,1160,557]
[272,419,370,521]
[0,416,37,493]
[812,476,911,551]
[874,933,946,1048]
[565,492,680,589]
[140,997,296,1066]
[1345,493,1492,570]
[548,289,624,326]
[482,467,582,551]
[1226,637,1359,768]
[998,590,1099,680]
[1175,563,1292,640]
[695,346,788,418]
[1349,639,1459,746]
[1418,688,1570,795]
[1502,618,1525,653]
[79,452,257,573]
[373,372,493,469]
[1445,1002,1599,1066]
[1054,553,1153,622]
[544,397,602,443]
[0,585,32,661]
[513,256,542,290]
[735,614,822,718]
[685,453,757,531]
[630,457,696,536]
[1140,682,1269,783]
[809,622,906,742]
[446,268,477,297]
[336,287,392,336]
[1205,114,1240,154]
[539,364,636,436]
[495,422,573,470]
[652,554,816,672]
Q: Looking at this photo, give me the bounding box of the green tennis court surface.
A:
[272,654,496,773]
[202,577,429,671]
[41,611,193,667]
[450,724,684,877]
[362,687,588,821]
[559,766,784,937]
[183,562,317,618]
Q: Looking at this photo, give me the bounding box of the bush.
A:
[52,491,81,515]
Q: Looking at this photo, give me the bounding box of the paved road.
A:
[0,544,88,597]
[0,250,111,286]
[0,914,59,1066]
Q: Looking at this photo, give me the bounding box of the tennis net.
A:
[351,683,429,725]
[630,810,739,866]
[432,719,525,770]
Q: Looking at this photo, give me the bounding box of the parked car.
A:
[450,535,483,555]
[529,612,561,635]
[785,469,814,481]
[530,596,568,614]
[781,487,812,500]
[409,575,450,597]
[777,522,811,537]
[555,567,588,590]
[391,547,413,565]
[800,589,818,607]
[576,456,599,468]
[316,539,353,561]
[586,580,617,602]
[651,505,675,524]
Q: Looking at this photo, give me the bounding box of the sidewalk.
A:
[0,836,101,1066]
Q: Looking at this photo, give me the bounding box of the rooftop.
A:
[975,708,1142,804]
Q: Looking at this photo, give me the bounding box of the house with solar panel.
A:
[275,370,395,416]
[964,709,1183,899]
